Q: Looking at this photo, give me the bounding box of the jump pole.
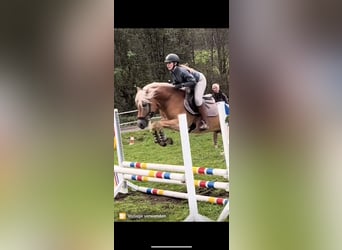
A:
[217,102,230,221]
[127,184,229,205]
[114,165,186,181]
[178,113,211,221]
[121,173,229,190]
[122,161,228,178]
[114,108,128,197]
[217,101,229,180]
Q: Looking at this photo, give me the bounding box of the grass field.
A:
[114,128,229,222]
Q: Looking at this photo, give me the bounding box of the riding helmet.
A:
[164,53,180,63]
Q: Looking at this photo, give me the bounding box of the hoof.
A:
[166,138,173,145]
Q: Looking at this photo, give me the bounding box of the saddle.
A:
[184,88,218,117]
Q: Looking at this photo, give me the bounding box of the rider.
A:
[164,53,209,130]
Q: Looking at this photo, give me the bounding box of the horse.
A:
[135,82,225,147]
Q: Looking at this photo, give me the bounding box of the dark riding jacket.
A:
[212,91,229,104]
[170,66,200,88]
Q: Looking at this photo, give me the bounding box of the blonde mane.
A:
[135,82,172,108]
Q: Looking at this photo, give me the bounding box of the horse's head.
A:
[135,85,159,129]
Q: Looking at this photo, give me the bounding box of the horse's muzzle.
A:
[137,119,147,129]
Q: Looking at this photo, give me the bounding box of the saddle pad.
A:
[184,98,218,117]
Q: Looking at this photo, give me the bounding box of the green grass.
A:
[114,129,229,222]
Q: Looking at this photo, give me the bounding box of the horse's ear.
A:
[136,86,141,92]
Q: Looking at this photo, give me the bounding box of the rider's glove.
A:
[174,83,183,89]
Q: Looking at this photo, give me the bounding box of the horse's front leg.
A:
[157,119,180,146]
[151,120,178,147]
[152,130,160,144]
[151,121,166,146]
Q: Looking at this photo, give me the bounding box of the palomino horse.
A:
[135,82,223,147]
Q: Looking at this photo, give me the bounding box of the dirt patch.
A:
[144,195,186,205]
[115,191,186,204]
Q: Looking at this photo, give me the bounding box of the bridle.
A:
[137,102,155,121]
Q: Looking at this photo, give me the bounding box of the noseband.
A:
[137,103,155,121]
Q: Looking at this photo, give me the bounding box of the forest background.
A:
[114,28,229,111]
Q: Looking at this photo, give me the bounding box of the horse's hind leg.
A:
[213,131,219,148]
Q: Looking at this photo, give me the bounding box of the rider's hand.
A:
[174,83,183,89]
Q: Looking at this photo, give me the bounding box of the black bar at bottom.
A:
[114,222,229,250]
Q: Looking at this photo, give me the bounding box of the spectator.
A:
[211,83,229,104]
[211,83,229,148]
